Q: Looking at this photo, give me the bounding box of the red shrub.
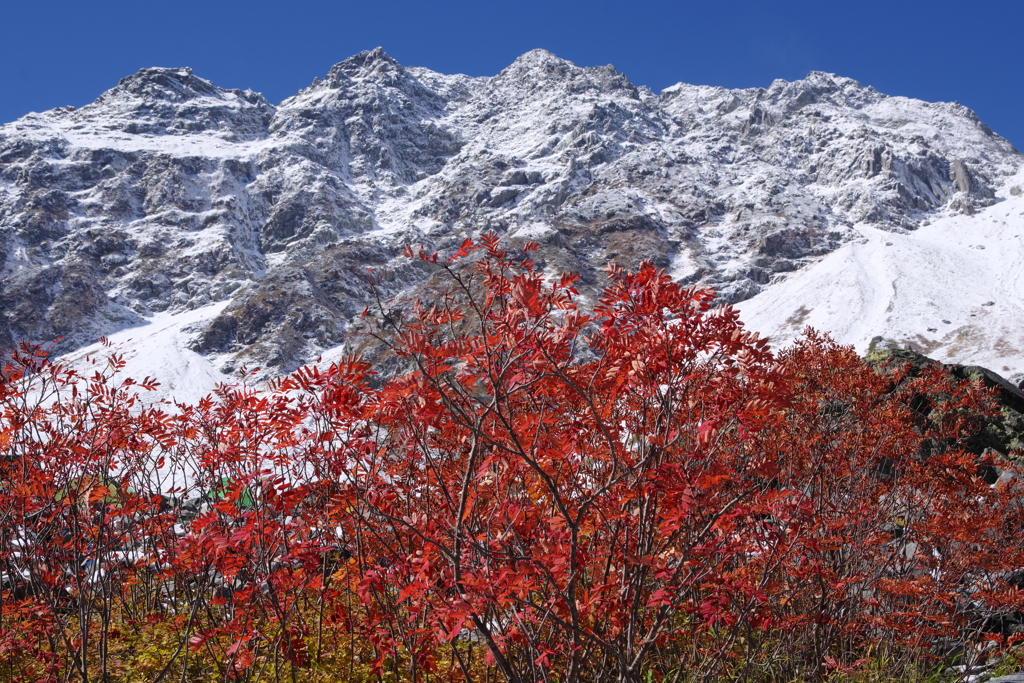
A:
[0,234,1020,683]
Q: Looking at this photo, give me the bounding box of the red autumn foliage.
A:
[0,233,1021,682]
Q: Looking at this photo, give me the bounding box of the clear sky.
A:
[3,0,1021,150]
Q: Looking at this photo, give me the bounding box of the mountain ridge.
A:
[1,48,1021,400]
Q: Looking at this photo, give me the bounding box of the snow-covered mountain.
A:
[1,48,1021,400]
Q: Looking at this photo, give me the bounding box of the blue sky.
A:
[3,0,1022,149]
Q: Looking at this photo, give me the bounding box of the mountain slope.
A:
[737,168,1024,379]
[0,48,1021,397]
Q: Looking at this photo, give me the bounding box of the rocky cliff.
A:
[1,48,1020,389]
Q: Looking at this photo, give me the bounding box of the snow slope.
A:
[737,169,1024,381]
[62,301,232,404]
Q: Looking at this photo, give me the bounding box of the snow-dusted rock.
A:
[0,48,1021,396]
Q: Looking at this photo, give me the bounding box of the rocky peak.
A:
[765,72,865,112]
[69,67,276,138]
[294,46,451,116]
[493,49,585,89]
[491,50,639,99]
[503,48,570,72]
[270,50,461,186]
[325,47,405,86]
[101,67,220,103]
[581,64,643,97]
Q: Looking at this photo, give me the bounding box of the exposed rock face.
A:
[0,49,1020,371]
[867,347,1024,466]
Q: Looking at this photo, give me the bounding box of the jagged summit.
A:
[503,48,572,72]
[93,66,271,114]
[494,49,592,87]
[492,49,639,97]
[0,49,1022,400]
[325,47,405,84]
[2,65,275,141]
[337,46,400,68]
[768,72,877,109]
[803,70,855,84]
[102,67,221,102]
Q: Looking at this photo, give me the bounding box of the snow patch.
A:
[737,169,1024,380]
[61,301,232,404]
